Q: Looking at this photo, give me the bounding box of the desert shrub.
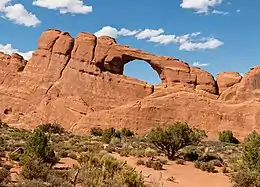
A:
[119,149,130,157]
[145,160,153,168]
[129,149,145,158]
[198,153,222,163]
[90,127,103,137]
[222,165,229,174]
[120,128,134,137]
[182,150,199,161]
[219,130,239,144]
[20,157,50,180]
[147,122,206,160]
[24,129,58,164]
[37,123,64,134]
[195,161,215,173]
[0,151,5,158]
[144,148,158,158]
[0,168,9,183]
[0,120,8,128]
[68,152,77,160]
[77,153,145,187]
[176,159,185,165]
[211,159,223,167]
[3,164,13,170]
[14,179,48,187]
[231,170,260,187]
[102,128,121,144]
[9,152,22,161]
[158,158,168,165]
[230,131,260,187]
[136,159,145,166]
[151,160,163,170]
[58,150,69,158]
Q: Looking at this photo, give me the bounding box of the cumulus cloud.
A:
[94,26,140,38]
[179,37,223,51]
[135,29,164,40]
[33,0,92,14]
[148,32,223,51]
[94,26,223,51]
[192,61,209,67]
[148,35,178,45]
[0,0,40,27]
[0,44,33,60]
[181,0,226,14]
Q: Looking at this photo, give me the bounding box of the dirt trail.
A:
[113,154,231,187]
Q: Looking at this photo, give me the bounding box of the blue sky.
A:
[0,0,259,84]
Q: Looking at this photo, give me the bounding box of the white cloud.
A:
[212,10,228,15]
[181,0,226,14]
[94,26,223,51]
[148,32,223,51]
[179,38,223,51]
[94,26,140,38]
[0,44,33,60]
[33,0,92,14]
[94,26,118,38]
[135,29,164,40]
[236,9,241,13]
[149,35,178,45]
[193,61,209,67]
[0,1,40,27]
[3,4,41,27]
[117,28,140,36]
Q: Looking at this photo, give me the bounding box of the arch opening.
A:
[123,60,162,85]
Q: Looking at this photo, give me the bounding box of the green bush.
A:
[102,128,121,144]
[3,164,13,171]
[230,131,260,186]
[120,128,134,137]
[151,160,163,170]
[77,153,145,187]
[147,122,206,160]
[9,152,22,161]
[24,129,58,164]
[68,152,77,160]
[37,123,64,134]
[219,130,239,144]
[58,150,69,158]
[136,159,145,166]
[15,179,48,187]
[90,127,103,136]
[195,161,215,173]
[182,150,199,161]
[20,157,50,180]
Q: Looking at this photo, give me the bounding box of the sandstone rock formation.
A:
[0,29,260,139]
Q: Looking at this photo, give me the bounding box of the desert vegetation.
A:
[0,119,259,187]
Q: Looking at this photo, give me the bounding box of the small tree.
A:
[90,127,103,137]
[230,131,260,187]
[219,130,239,144]
[102,128,121,144]
[147,122,206,160]
[37,123,64,134]
[24,129,57,164]
[120,128,134,137]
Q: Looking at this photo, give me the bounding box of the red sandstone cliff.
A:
[0,29,260,138]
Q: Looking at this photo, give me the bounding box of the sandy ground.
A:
[113,154,231,187]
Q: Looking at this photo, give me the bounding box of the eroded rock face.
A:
[0,28,260,138]
[217,72,242,94]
